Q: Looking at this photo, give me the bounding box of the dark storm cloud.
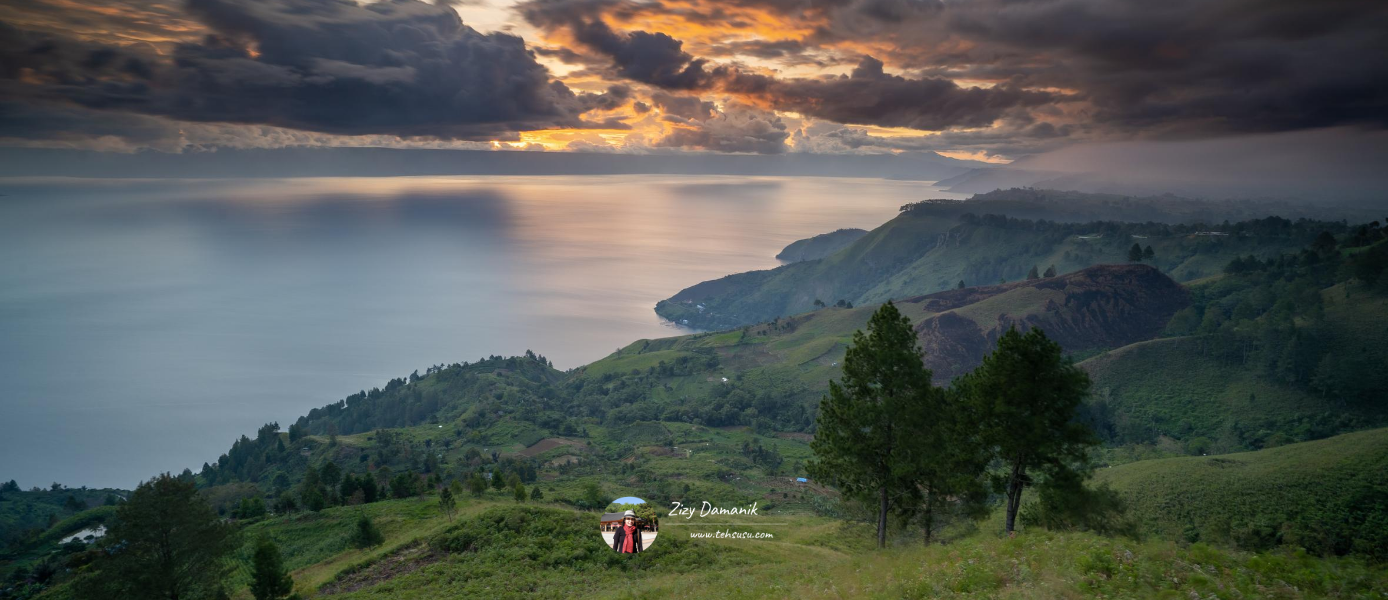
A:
[932,0,1388,134]
[649,92,715,122]
[517,0,1056,131]
[777,0,1388,135]
[518,0,1388,142]
[519,0,713,90]
[0,0,622,141]
[722,56,1056,131]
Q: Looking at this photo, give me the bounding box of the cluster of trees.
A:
[1077,228,1388,453]
[739,439,784,473]
[60,474,302,600]
[1025,264,1059,280]
[293,354,565,438]
[27,461,556,597]
[809,302,1104,547]
[1171,231,1388,406]
[0,482,124,552]
[203,432,546,523]
[198,422,296,487]
[1127,243,1156,262]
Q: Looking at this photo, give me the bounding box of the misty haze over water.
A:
[0,175,962,489]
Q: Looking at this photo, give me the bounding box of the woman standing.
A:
[611,510,644,553]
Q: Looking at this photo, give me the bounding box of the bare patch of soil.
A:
[319,543,439,595]
[545,454,581,467]
[519,437,588,457]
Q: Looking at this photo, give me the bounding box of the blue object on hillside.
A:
[796,477,808,483]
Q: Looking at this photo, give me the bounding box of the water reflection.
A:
[0,175,962,488]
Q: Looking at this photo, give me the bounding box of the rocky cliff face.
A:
[902,264,1188,381]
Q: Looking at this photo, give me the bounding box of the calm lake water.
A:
[0,175,962,488]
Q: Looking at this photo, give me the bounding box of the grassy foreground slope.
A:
[325,507,1388,599]
[39,497,1386,599]
[27,426,1388,600]
[1098,428,1388,559]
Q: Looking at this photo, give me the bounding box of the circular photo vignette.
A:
[600,496,658,554]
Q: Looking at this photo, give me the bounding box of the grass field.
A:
[186,499,1388,599]
[1096,428,1388,558]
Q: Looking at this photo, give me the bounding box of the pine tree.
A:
[300,465,325,511]
[530,486,544,501]
[319,462,341,489]
[1043,265,1057,278]
[581,481,604,509]
[1143,245,1155,260]
[351,513,384,548]
[1027,265,1040,280]
[904,386,990,545]
[438,488,457,522]
[249,536,295,600]
[958,327,1096,534]
[807,301,939,549]
[77,474,236,600]
[468,473,487,498]
[957,280,966,289]
[1127,243,1144,262]
[514,482,527,503]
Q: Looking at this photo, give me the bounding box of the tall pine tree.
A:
[808,301,938,548]
[959,327,1095,534]
[249,536,295,600]
[902,385,990,544]
[439,487,457,522]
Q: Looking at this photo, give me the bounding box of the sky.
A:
[1,0,1385,162]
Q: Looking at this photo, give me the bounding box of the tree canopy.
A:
[79,474,237,600]
[958,327,1096,534]
[807,301,944,548]
[249,536,295,600]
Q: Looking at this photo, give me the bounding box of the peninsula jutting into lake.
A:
[3,0,1387,597]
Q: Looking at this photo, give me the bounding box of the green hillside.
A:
[1098,428,1388,558]
[776,228,868,262]
[29,495,1388,599]
[658,190,1347,330]
[9,202,1388,599]
[0,484,125,553]
[1081,240,1388,455]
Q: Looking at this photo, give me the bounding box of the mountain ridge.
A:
[657,190,1345,330]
